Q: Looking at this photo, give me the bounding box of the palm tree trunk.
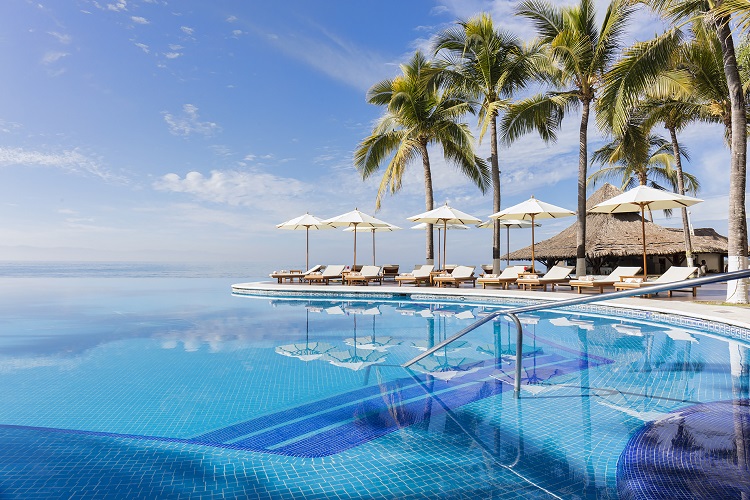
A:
[420,142,435,264]
[667,125,694,267]
[491,115,502,274]
[576,98,590,277]
[715,14,749,303]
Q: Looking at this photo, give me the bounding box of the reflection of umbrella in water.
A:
[344,305,400,351]
[412,354,484,381]
[549,316,595,330]
[323,310,388,371]
[410,308,484,380]
[275,306,334,361]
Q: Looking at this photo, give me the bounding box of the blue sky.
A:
[0,0,735,267]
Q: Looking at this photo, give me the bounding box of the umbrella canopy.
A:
[490,196,575,272]
[276,213,334,271]
[323,209,392,269]
[410,222,468,269]
[477,219,539,266]
[408,204,481,270]
[590,185,703,276]
[344,224,401,265]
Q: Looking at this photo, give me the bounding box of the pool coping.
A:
[232,281,750,344]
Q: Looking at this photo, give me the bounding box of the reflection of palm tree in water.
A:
[730,342,750,489]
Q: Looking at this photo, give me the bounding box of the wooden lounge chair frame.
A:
[568,266,642,294]
[343,265,383,286]
[433,266,477,288]
[302,265,346,285]
[613,266,699,297]
[269,265,322,283]
[395,264,434,287]
[476,266,527,289]
[516,265,574,291]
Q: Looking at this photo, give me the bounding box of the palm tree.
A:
[502,0,634,277]
[599,25,712,267]
[589,120,700,221]
[432,13,542,273]
[640,1,748,303]
[354,51,490,263]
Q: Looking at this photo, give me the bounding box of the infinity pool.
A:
[0,277,748,498]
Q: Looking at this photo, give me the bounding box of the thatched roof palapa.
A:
[506,183,727,262]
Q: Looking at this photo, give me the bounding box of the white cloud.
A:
[107,0,128,12]
[164,52,182,59]
[162,104,220,136]
[153,169,307,208]
[42,51,68,64]
[181,26,194,36]
[254,25,393,91]
[134,42,149,53]
[48,32,72,44]
[131,16,149,24]
[0,147,123,182]
[226,15,238,22]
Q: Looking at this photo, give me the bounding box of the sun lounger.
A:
[269,265,322,283]
[395,264,434,287]
[303,264,346,285]
[381,264,400,281]
[516,265,574,291]
[343,265,383,286]
[613,266,699,297]
[476,265,527,289]
[568,266,642,294]
[433,265,477,288]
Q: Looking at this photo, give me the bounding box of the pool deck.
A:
[232,279,750,331]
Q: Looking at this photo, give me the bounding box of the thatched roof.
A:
[506,183,728,261]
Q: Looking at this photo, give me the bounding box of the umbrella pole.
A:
[443,220,447,271]
[641,205,647,277]
[437,227,441,269]
[306,226,310,271]
[530,215,536,273]
[372,229,376,266]
[507,226,511,267]
[353,223,358,270]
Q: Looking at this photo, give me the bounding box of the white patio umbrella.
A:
[343,223,401,265]
[477,219,540,266]
[410,222,469,270]
[408,203,481,270]
[490,196,575,272]
[276,213,334,271]
[322,209,392,269]
[589,185,703,276]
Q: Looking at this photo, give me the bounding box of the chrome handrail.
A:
[402,269,750,397]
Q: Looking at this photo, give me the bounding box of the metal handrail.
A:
[402,269,750,397]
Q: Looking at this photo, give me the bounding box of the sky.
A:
[0,0,737,268]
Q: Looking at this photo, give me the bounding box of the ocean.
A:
[0,261,268,280]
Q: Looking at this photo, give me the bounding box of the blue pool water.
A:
[0,266,748,498]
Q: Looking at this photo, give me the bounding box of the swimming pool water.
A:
[0,277,748,498]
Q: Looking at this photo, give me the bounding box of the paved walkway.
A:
[232,279,750,330]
